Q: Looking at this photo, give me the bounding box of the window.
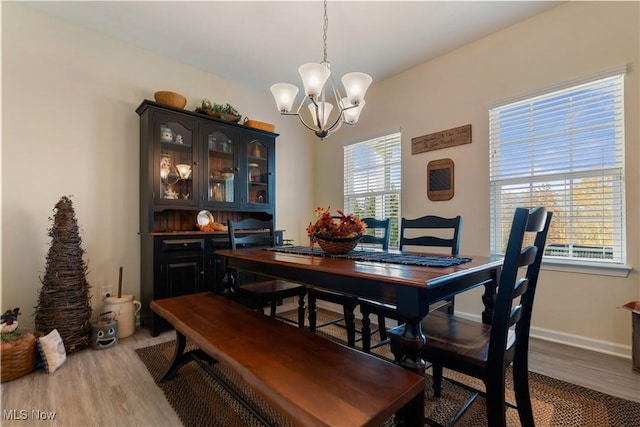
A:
[489,68,626,265]
[344,132,401,248]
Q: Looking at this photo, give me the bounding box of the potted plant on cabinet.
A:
[195,99,242,123]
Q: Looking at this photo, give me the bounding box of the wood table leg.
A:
[297,289,306,329]
[398,317,426,374]
[308,293,318,332]
[394,390,425,427]
[361,310,372,353]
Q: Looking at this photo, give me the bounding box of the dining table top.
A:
[216,246,500,290]
[217,245,503,373]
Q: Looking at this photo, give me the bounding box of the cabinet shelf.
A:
[161,140,192,148]
[209,149,234,156]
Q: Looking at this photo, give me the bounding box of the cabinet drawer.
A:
[211,236,230,248]
[162,239,204,252]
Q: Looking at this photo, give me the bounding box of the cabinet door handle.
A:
[193,161,198,166]
[182,243,188,247]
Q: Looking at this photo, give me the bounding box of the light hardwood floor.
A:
[2,305,639,427]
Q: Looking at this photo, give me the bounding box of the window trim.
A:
[487,64,628,109]
[343,132,402,248]
[541,258,631,278]
[488,66,628,269]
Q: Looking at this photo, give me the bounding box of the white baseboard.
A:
[457,312,632,360]
[296,300,634,360]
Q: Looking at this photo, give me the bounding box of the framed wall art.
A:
[412,124,471,155]
[427,158,454,201]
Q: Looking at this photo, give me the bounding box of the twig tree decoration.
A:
[35,196,92,353]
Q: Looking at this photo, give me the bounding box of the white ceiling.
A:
[24,1,563,94]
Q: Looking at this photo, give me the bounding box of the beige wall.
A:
[2,2,638,358]
[1,2,315,328]
[316,1,639,357]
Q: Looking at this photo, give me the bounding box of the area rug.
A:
[136,308,640,427]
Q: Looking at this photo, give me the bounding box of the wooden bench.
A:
[151,292,425,427]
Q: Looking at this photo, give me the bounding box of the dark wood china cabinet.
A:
[136,100,280,336]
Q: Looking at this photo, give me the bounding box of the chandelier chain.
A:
[322,0,328,63]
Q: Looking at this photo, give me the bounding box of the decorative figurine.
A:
[91,312,117,349]
[0,308,20,333]
[160,126,173,142]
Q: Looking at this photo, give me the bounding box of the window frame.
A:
[343,132,402,248]
[488,67,629,276]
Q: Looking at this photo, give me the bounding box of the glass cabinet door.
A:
[155,115,198,205]
[246,138,271,206]
[205,128,239,206]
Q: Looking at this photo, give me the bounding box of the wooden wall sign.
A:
[411,124,471,154]
[427,158,454,201]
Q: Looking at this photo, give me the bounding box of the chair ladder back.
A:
[488,207,551,368]
[399,215,462,255]
[509,304,523,328]
[516,211,553,345]
[361,217,391,250]
[228,218,275,250]
[513,276,529,297]
[518,246,538,269]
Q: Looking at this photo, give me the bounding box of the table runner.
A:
[267,246,471,268]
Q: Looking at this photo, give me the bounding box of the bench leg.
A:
[157,330,275,426]
[158,331,191,382]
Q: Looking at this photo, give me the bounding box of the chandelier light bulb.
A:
[342,72,372,106]
[270,83,299,113]
[299,63,331,98]
[309,101,333,127]
[341,98,365,124]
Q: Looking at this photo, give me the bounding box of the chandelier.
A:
[270,0,372,140]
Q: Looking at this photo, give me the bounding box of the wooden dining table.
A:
[216,246,503,374]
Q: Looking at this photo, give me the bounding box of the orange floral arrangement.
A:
[306,207,367,243]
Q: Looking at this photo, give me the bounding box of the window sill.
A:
[541,259,632,278]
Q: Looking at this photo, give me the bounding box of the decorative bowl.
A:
[154,91,187,109]
[314,234,363,255]
[244,119,276,133]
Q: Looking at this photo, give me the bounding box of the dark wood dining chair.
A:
[227,218,306,328]
[360,215,462,353]
[389,207,552,427]
[307,217,391,348]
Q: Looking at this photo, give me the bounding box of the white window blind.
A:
[344,132,401,248]
[489,72,626,264]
